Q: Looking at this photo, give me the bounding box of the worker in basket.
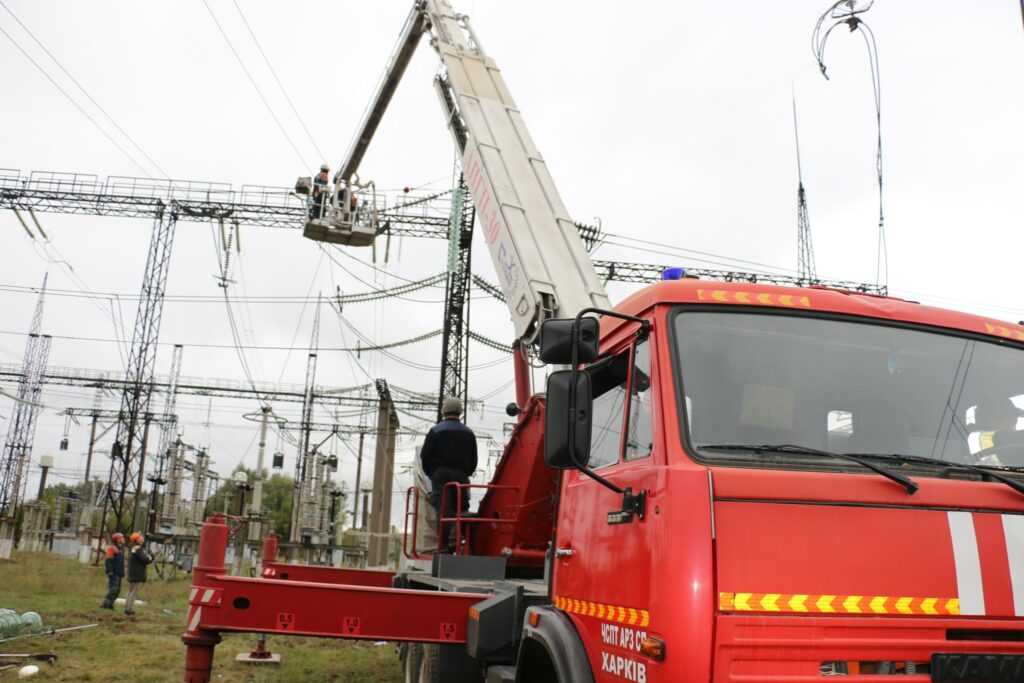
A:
[419,396,477,550]
[337,185,358,222]
[310,163,329,219]
[968,397,1024,466]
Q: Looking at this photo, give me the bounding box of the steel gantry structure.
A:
[98,202,177,540]
[0,278,51,558]
[0,364,439,411]
[0,167,886,548]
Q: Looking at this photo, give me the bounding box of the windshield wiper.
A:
[845,452,1024,499]
[698,443,919,494]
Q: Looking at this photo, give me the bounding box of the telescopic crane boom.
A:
[309,0,610,343]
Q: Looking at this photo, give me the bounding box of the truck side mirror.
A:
[538,317,599,364]
[544,370,592,468]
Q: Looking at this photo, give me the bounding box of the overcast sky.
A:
[1,1,1021,525]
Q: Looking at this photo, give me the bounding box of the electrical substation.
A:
[0,1,1021,681]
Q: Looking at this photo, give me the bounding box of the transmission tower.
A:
[793,96,817,282]
[437,175,474,420]
[0,276,52,521]
[147,343,183,531]
[98,203,178,544]
[154,344,184,475]
[291,298,321,543]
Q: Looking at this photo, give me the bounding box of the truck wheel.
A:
[402,643,422,683]
[417,643,441,683]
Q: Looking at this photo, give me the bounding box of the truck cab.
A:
[545,278,1024,682]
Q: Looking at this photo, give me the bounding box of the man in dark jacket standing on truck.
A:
[420,397,477,547]
[100,532,125,610]
[124,532,154,615]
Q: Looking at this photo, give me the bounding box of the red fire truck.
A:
[182,2,1024,681]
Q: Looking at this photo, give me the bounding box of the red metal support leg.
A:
[193,573,486,643]
[261,533,278,566]
[182,514,228,682]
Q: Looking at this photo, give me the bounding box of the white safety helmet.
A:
[320,163,329,172]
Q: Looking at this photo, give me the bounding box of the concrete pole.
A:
[368,398,396,567]
[252,407,270,515]
[248,407,270,547]
[351,432,365,532]
[84,414,98,483]
[36,462,51,499]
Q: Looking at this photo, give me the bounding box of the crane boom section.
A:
[336,5,426,185]
[424,0,610,340]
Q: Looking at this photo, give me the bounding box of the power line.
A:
[0,24,153,177]
[230,0,327,162]
[200,0,310,170]
[0,0,169,179]
[0,275,449,305]
[0,328,462,353]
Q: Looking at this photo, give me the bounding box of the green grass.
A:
[0,551,401,682]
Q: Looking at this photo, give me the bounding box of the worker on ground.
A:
[419,396,477,550]
[968,397,1024,465]
[99,532,125,610]
[124,532,154,615]
[310,163,329,219]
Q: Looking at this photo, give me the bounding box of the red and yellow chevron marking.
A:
[555,596,650,627]
[719,592,959,616]
[985,323,1024,342]
[697,289,811,308]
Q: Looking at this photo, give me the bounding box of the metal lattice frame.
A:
[437,176,474,421]
[793,98,817,282]
[98,204,177,541]
[797,182,816,282]
[291,352,318,543]
[147,343,183,531]
[0,168,883,293]
[0,365,438,410]
[0,169,448,235]
[154,344,184,479]
[0,279,51,517]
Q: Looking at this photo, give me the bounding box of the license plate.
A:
[931,653,1024,682]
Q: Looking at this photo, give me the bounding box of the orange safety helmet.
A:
[111,532,125,543]
[129,532,144,544]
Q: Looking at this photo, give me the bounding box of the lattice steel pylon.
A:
[154,344,184,473]
[437,175,475,420]
[0,275,51,519]
[147,343,183,531]
[793,96,817,282]
[98,203,178,545]
[291,299,321,543]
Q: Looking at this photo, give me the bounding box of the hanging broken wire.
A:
[812,0,887,287]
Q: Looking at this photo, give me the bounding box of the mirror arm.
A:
[564,308,651,501]
[573,460,624,494]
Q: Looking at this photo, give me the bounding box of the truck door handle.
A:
[554,548,574,559]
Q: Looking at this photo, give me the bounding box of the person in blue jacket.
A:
[419,396,477,548]
[100,532,125,610]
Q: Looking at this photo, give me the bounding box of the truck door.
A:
[552,332,660,683]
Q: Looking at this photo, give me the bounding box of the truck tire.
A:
[418,643,441,682]
[402,643,422,683]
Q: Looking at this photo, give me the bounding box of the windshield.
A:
[673,310,1024,468]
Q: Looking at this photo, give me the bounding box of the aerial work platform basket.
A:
[295,176,381,247]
